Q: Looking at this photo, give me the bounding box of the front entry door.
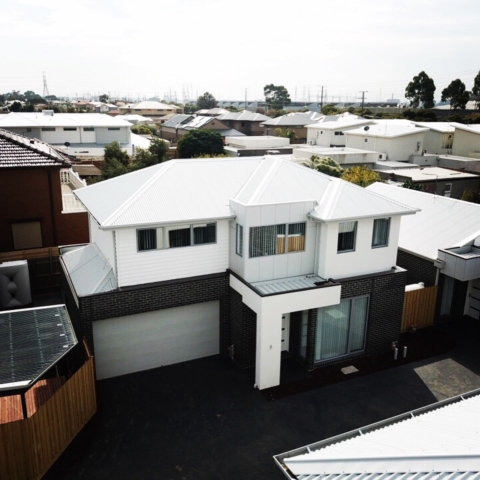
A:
[281,314,290,352]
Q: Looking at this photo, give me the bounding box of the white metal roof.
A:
[261,112,324,127]
[347,124,428,138]
[75,157,417,229]
[367,183,480,259]
[0,112,132,128]
[455,124,480,135]
[61,244,117,296]
[413,122,461,133]
[378,166,478,181]
[307,117,373,130]
[278,391,480,479]
[126,101,176,110]
[217,111,269,122]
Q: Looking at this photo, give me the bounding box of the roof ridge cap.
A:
[248,157,284,205]
[103,161,176,226]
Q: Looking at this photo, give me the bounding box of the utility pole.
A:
[358,91,368,110]
[245,88,247,110]
[43,72,49,98]
[320,86,324,110]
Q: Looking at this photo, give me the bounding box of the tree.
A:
[275,128,296,141]
[101,142,130,180]
[473,71,480,109]
[9,101,22,112]
[341,166,382,187]
[302,156,344,178]
[321,104,341,115]
[99,94,109,103]
[264,84,291,110]
[131,124,158,135]
[461,188,478,203]
[402,179,423,191]
[196,92,217,110]
[441,79,470,109]
[405,71,436,109]
[177,130,224,158]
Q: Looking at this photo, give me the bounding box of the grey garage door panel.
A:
[93,301,220,380]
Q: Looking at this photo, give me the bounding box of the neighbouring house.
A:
[0,128,88,253]
[224,136,293,157]
[413,122,460,154]
[118,114,153,125]
[60,156,416,389]
[367,182,480,323]
[292,146,382,167]
[119,101,181,117]
[160,114,244,143]
[375,166,480,199]
[306,114,374,147]
[0,111,135,157]
[261,112,324,142]
[452,124,480,158]
[194,108,229,117]
[345,124,428,161]
[274,389,480,479]
[217,111,270,136]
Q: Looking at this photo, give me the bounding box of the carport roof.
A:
[0,305,77,392]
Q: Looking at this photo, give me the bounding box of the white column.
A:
[255,306,283,390]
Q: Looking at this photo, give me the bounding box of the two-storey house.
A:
[60,157,417,389]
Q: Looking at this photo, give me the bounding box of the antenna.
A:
[43,72,50,97]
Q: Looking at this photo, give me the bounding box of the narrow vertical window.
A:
[236,224,243,257]
[372,218,390,248]
[287,223,306,252]
[338,221,357,252]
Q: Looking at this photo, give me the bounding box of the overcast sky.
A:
[1,0,479,104]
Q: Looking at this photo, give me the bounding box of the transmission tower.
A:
[42,72,50,97]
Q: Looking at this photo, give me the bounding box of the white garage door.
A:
[93,301,219,380]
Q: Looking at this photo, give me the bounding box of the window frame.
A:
[236,224,243,257]
[337,221,357,253]
[248,222,307,258]
[314,295,370,364]
[136,222,217,252]
[372,217,390,248]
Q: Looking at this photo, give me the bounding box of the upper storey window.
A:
[249,223,306,258]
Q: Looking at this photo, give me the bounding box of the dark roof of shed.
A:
[0,128,71,168]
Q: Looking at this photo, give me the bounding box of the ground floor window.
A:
[12,221,43,250]
[315,296,369,362]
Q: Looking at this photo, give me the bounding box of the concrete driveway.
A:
[47,318,480,480]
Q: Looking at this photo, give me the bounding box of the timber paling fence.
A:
[401,285,438,333]
[0,341,97,480]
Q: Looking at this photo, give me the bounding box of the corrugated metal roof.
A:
[261,112,323,127]
[251,274,326,295]
[75,157,417,229]
[217,111,269,122]
[61,243,117,296]
[162,114,194,128]
[0,112,131,128]
[378,167,477,181]
[367,183,480,259]
[413,122,461,133]
[281,392,480,478]
[347,124,428,138]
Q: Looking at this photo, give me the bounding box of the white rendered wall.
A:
[422,130,451,154]
[226,136,289,148]
[95,126,130,144]
[317,216,401,279]
[81,128,97,143]
[230,274,341,389]
[452,129,480,157]
[115,220,229,287]
[307,128,333,147]
[89,216,117,276]
[229,200,317,283]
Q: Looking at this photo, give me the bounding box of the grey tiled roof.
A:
[0,128,70,168]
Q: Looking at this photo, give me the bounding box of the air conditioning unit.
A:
[0,260,32,309]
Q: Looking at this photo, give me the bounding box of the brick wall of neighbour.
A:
[228,288,257,368]
[397,250,437,287]
[61,270,230,355]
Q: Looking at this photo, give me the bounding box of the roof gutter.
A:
[307,209,419,224]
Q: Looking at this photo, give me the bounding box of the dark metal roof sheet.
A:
[0,305,78,391]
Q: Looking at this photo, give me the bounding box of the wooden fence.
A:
[0,342,97,480]
[401,285,438,333]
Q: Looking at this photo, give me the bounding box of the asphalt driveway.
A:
[47,318,480,480]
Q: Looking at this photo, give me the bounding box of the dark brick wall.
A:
[397,250,436,287]
[228,288,257,368]
[61,270,230,355]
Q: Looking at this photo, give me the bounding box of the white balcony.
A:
[437,246,480,282]
[60,168,87,213]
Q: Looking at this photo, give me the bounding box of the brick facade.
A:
[397,249,436,287]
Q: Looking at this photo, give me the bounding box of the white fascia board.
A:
[98,215,236,230]
[398,246,436,262]
[308,209,419,224]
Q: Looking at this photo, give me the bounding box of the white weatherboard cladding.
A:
[92,301,220,380]
[89,216,116,276]
[317,217,400,279]
[115,220,229,287]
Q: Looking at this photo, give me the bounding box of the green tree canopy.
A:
[402,179,423,191]
[101,141,130,180]
[99,94,109,103]
[196,92,217,110]
[264,84,291,110]
[302,156,344,178]
[131,124,158,135]
[275,128,296,141]
[341,165,382,187]
[405,71,436,109]
[321,104,341,115]
[9,101,22,112]
[177,130,224,158]
[441,79,470,109]
[473,71,480,109]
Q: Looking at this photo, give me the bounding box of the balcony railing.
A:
[60,168,87,189]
